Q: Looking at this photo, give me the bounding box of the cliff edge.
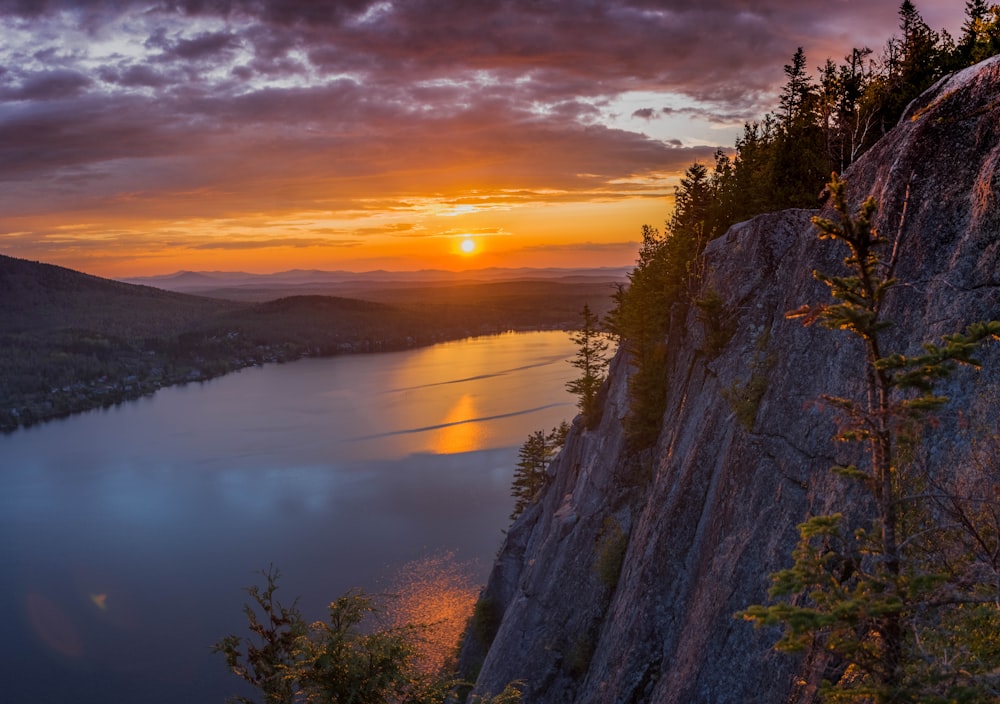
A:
[461,55,1000,703]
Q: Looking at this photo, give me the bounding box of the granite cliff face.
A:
[461,56,1000,703]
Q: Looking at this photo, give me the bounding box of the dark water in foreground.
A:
[0,331,577,704]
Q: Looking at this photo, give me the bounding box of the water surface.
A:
[0,331,577,703]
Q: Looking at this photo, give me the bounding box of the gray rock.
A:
[460,55,1000,703]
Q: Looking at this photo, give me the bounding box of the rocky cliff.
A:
[461,55,1000,703]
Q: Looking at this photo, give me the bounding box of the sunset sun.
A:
[460,238,476,254]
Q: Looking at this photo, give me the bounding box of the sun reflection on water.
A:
[384,552,479,676]
[430,394,484,455]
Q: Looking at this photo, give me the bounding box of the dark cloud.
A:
[661,106,755,125]
[0,96,196,179]
[166,30,242,61]
[2,69,92,100]
[98,63,173,88]
[0,0,967,261]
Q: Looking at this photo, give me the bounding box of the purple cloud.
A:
[0,0,969,260]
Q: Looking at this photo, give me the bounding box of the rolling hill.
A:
[0,255,620,431]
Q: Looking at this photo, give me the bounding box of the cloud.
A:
[520,240,639,254]
[631,108,659,121]
[2,69,92,100]
[191,236,361,249]
[97,63,174,88]
[162,30,243,61]
[0,0,967,269]
[424,227,509,240]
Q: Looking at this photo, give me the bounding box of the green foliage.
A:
[212,566,305,704]
[469,596,503,650]
[958,1,1000,65]
[214,573,529,704]
[565,630,598,679]
[509,422,569,520]
[566,304,609,427]
[705,2,1000,239]
[214,570,472,704]
[739,175,1000,703]
[294,591,420,704]
[694,288,734,357]
[594,518,628,592]
[722,328,775,430]
[608,162,719,450]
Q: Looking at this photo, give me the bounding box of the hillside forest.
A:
[607,0,1000,449]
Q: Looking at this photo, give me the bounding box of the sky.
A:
[0,0,968,277]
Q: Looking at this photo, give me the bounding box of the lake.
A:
[0,331,579,704]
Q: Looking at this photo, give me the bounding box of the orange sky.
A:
[0,1,966,278]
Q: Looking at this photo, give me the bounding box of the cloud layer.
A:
[0,0,966,273]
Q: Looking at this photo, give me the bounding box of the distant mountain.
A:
[121,266,631,296]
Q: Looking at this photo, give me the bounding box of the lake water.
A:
[0,331,578,704]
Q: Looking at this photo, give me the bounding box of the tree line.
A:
[608,0,1000,450]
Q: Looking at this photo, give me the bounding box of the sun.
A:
[460,238,476,254]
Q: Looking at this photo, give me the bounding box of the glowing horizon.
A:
[0,2,966,278]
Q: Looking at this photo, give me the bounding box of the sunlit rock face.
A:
[460,55,1000,703]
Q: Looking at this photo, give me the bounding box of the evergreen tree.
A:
[216,570,524,704]
[608,162,722,449]
[610,224,670,449]
[711,117,777,229]
[960,0,991,56]
[615,9,979,452]
[880,1,946,121]
[740,175,1000,702]
[566,304,609,426]
[957,1,1000,66]
[778,48,816,131]
[818,48,877,174]
[213,566,304,704]
[510,423,569,520]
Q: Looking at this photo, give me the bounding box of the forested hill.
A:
[0,253,241,336]
[0,254,616,432]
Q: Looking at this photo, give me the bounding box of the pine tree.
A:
[883,1,945,119]
[213,566,304,704]
[777,48,829,206]
[957,0,1000,66]
[566,303,609,427]
[510,423,569,520]
[778,48,815,131]
[817,48,877,174]
[740,175,1000,702]
[960,0,990,57]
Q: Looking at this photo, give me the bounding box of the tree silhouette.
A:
[566,304,609,427]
